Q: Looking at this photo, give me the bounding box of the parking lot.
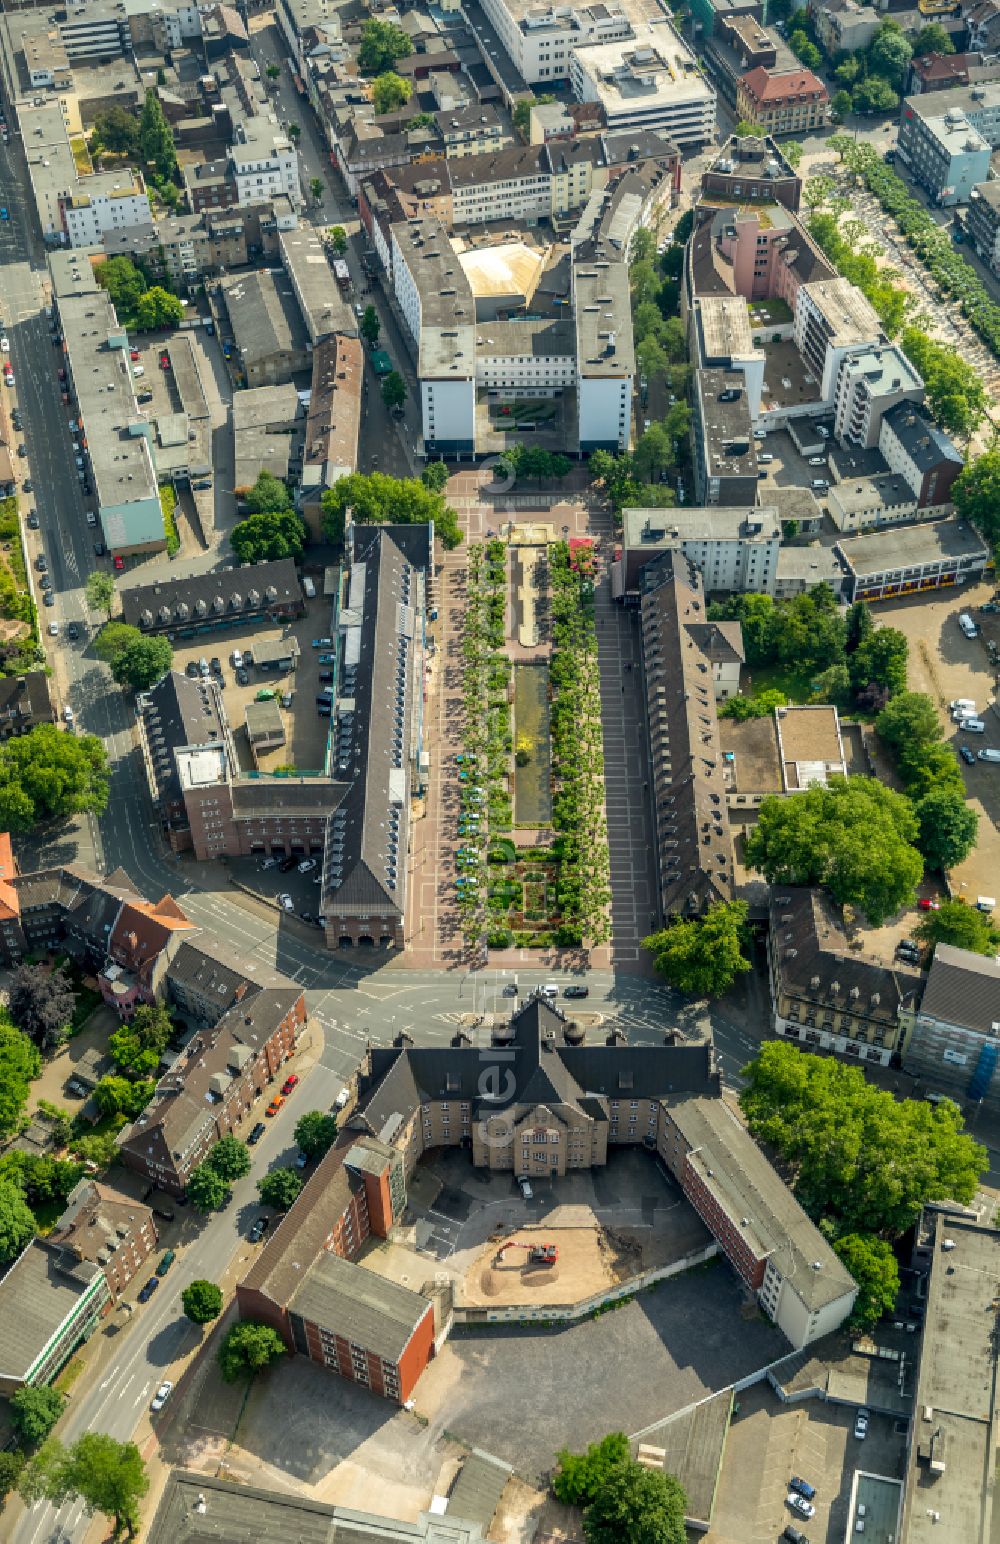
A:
[705,1381,907,1544]
[875,581,1000,907]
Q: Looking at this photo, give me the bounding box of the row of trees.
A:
[875,692,979,872]
[740,1042,986,1325]
[188,1109,337,1212]
[496,444,571,485]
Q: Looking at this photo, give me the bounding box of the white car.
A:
[132,364,145,378]
[517,1176,533,1200]
[276,892,294,911]
[787,1492,815,1519]
[47,621,59,636]
[62,705,74,724]
[297,859,317,873]
[854,1408,870,1440]
[541,983,559,998]
[151,1380,173,1412]
[0,336,8,352]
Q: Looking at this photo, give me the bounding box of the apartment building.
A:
[691,368,759,505]
[767,887,922,1067]
[570,27,716,143]
[392,217,476,456]
[968,177,1000,273]
[878,401,963,508]
[640,552,736,918]
[832,343,924,449]
[299,333,362,537]
[0,673,55,738]
[574,234,634,452]
[614,504,780,602]
[49,249,163,553]
[229,114,301,208]
[121,558,304,637]
[900,944,1000,1114]
[735,66,829,136]
[22,100,151,249]
[899,84,1000,204]
[45,1181,158,1302]
[794,278,883,403]
[835,517,989,602]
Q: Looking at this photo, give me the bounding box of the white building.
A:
[63,173,151,247]
[58,2,129,60]
[476,0,632,85]
[230,116,301,209]
[574,238,634,452]
[832,343,924,449]
[22,100,150,247]
[392,219,476,456]
[617,505,782,599]
[794,278,882,404]
[569,25,715,143]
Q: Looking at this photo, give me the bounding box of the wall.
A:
[421,377,475,454]
[578,374,630,451]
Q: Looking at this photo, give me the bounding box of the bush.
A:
[487,927,514,948]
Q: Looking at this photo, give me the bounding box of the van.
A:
[960,717,985,732]
[959,612,978,638]
[979,748,1000,762]
[808,456,826,466]
[302,576,316,599]
[950,698,976,713]
[977,896,996,912]
[758,452,774,464]
[811,478,829,491]
[231,648,243,669]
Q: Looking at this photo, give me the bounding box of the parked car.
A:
[918,898,940,911]
[22,481,32,494]
[563,985,589,998]
[236,667,250,686]
[960,745,977,765]
[130,348,140,362]
[266,1095,285,1116]
[194,479,212,491]
[517,1176,533,1200]
[113,554,124,571]
[94,541,105,557]
[150,1381,173,1411]
[153,1207,174,1222]
[137,1276,160,1303]
[67,622,79,641]
[281,1073,300,1095]
[26,511,39,530]
[789,1478,816,1502]
[854,1409,870,1440]
[318,671,334,683]
[248,1216,268,1243]
[210,657,222,674]
[312,637,333,648]
[295,1151,309,1169]
[276,893,294,911]
[157,1249,176,1275]
[318,653,336,664]
[297,859,317,873]
[786,1493,815,1519]
[279,855,298,873]
[782,1528,808,1544]
[247,1121,267,1145]
[159,352,170,368]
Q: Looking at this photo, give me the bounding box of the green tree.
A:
[230,509,307,563]
[139,89,177,180]
[287,122,301,143]
[588,450,640,512]
[266,63,280,80]
[360,304,381,347]
[833,1233,900,1328]
[708,592,776,665]
[915,898,1000,956]
[853,76,899,115]
[914,785,979,871]
[71,1131,119,1169]
[243,470,291,516]
[953,449,1000,546]
[0,726,109,831]
[109,634,173,692]
[744,776,924,924]
[19,1432,148,1541]
[181,1279,224,1325]
[8,963,76,1052]
[836,56,860,86]
[93,106,139,155]
[257,1166,303,1210]
[108,1002,173,1077]
[912,22,954,55]
[810,662,851,707]
[782,139,804,170]
[553,1433,630,1506]
[848,625,908,701]
[134,286,184,332]
[421,460,449,493]
[0,1018,40,1142]
[371,71,412,114]
[876,690,940,755]
[830,89,853,124]
[901,328,986,440]
[633,422,675,483]
[11,1386,65,1448]
[93,1075,154,1120]
[643,902,751,998]
[186,1161,231,1213]
[734,119,760,136]
[381,369,407,412]
[0,1451,25,1500]
[321,470,460,549]
[869,23,912,88]
[583,1459,687,1544]
[739,1041,986,1236]
[294,1109,338,1160]
[329,225,347,254]
[95,257,147,325]
[217,1320,287,1383]
[207,1134,251,1182]
[789,31,821,68]
[309,176,323,204]
[357,18,413,74]
[84,570,115,619]
[0,1176,38,1265]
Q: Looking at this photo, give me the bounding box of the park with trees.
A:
[740,1041,986,1326]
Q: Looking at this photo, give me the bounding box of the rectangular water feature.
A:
[513,662,552,826]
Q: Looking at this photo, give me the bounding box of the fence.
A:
[452,1240,719,1326]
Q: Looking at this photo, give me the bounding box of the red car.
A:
[130,348,140,361]
[918,898,940,911]
[113,554,125,572]
[159,352,170,369]
[281,1073,300,1096]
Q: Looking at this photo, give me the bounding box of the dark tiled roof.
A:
[769,887,923,1017]
[240,1141,364,1305]
[120,559,302,633]
[141,671,226,812]
[0,672,53,728]
[920,943,1000,1036]
[289,1250,430,1359]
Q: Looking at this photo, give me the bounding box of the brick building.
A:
[736,66,829,136]
[45,1180,158,1302]
[0,672,55,739]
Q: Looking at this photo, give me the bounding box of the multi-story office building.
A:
[57,2,130,60]
[574,234,634,452]
[700,132,802,213]
[878,400,963,508]
[832,343,924,449]
[899,85,1000,203]
[570,26,716,143]
[794,278,882,403]
[392,218,476,456]
[474,0,632,84]
[614,505,781,601]
[691,368,759,505]
[0,1241,110,1397]
[229,114,301,208]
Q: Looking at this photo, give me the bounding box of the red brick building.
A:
[46,1180,158,1303]
[736,66,829,136]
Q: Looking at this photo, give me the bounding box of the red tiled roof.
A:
[740,66,828,104]
[0,833,19,923]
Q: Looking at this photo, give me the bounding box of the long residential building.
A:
[49,249,164,554]
[639,552,736,918]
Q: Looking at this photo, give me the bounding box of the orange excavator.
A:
[494,1240,558,1266]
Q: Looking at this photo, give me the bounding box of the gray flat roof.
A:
[222,269,309,367]
[573,240,634,379]
[391,218,476,380]
[0,1241,101,1380]
[289,1250,430,1362]
[278,226,356,345]
[836,518,989,576]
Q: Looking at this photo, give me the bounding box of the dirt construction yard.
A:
[467,1226,612,1307]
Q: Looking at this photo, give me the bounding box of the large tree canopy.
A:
[321,471,461,548]
[740,1042,986,1237]
[218,1321,287,1382]
[8,964,76,1051]
[357,18,412,73]
[230,509,306,563]
[744,776,924,925]
[915,898,1000,956]
[643,902,751,998]
[833,1233,900,1329]
[0,726,109,832]
[19,1432,148,1539]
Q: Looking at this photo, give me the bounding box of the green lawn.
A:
[746,661,817,703]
